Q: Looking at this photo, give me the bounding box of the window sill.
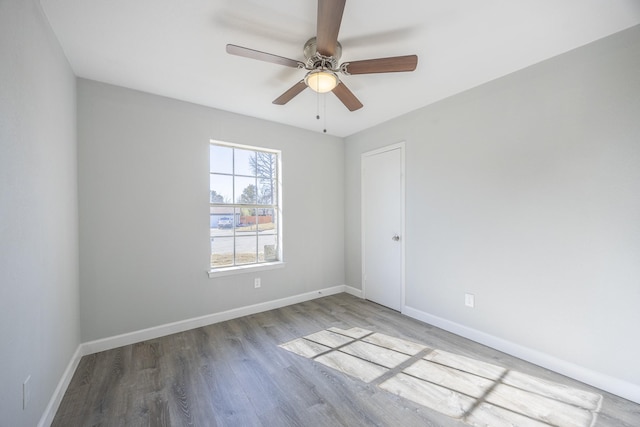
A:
[208,261,286,279]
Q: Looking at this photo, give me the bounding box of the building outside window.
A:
[209,141,281,270]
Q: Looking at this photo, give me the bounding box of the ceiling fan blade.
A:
[273,81,307,105]
[226,44,304,68]
[342,55,418,75]
[316,0,346,57]
[332,82,363,111]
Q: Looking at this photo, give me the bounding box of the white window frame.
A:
[208,140,284,278]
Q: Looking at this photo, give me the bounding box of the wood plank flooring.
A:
[280,327,604,426]
[52,293,640,426]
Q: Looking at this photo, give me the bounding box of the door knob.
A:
[392,235,400,241]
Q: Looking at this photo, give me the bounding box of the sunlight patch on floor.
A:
[279,327,602,427]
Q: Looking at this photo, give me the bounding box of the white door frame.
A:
[361,141,406,312]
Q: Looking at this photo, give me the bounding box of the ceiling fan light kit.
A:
[226,0,418,111]
[305,70,339,93]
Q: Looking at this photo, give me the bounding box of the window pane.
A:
[210,174,232,204]
[234,148,256,177]
[210,145,233,174]
[256,152,277,178]
[235,176,256,204]
[257,208,276,234]
[210,207,235,237]
[257,178,275,205]
[259,235,278,262]
[211,236,234,267]
[237,207,257,230]
[235,236,257,265]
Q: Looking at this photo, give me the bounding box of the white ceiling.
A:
[40,0,640,137]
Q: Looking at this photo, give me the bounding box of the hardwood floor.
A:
[52,294,640,426]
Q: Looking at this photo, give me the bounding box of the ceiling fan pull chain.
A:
[323,94,327,133]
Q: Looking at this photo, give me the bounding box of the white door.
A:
[362,144,404,311]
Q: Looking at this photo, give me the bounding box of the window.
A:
[209,141,281,271]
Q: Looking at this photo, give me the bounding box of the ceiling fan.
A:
[226,0,418,111]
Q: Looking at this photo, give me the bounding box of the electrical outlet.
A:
[465,293,475,308]
[23,375,31,410]
[254,278,261,288]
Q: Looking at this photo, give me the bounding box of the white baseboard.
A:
[344,285,363,298]
[403,305,640,405]
[38,345,83,427]
[81,285,349,356]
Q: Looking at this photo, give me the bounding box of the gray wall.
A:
[0,0,80,426]
[345,25,640,389]
[77,79,345,342]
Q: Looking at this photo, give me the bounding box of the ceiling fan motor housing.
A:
[304,37,341,70]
